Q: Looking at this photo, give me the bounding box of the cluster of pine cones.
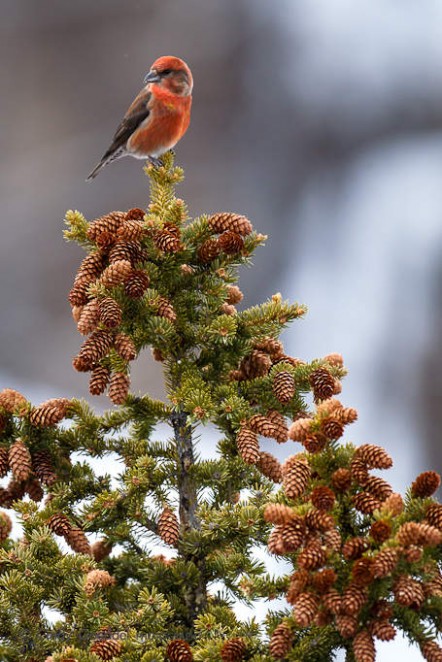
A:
[264,404,442,661]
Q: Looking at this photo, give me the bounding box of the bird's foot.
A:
[148,156,164,168]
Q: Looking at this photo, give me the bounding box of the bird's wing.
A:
[102,87,152,159]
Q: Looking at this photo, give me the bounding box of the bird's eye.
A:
[161,69,172,76]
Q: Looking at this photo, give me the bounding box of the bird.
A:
[87,56,193,181]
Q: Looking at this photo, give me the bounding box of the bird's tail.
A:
[86,148,125,182]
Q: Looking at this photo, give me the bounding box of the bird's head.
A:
[144,56,193,97]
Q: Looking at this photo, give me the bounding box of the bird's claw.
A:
[148,156,164,168]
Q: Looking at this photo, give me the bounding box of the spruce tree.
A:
[0,153,441,661]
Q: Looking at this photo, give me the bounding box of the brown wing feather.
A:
[86,87,152,180]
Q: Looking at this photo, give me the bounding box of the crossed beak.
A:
[144,70,161,85]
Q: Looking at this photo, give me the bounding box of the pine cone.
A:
[0,448,9,478]
[208,212,253,236]
[254,337,284,359]
[117,219,145,241]
[90,639,122,660]
[87,211,126,241]
[336,614,358,638]
[352,630,375,662]
[91,539,113,562]
[29,398,70,428]
[124,269,150,298]
[109,239,145,265]
[293,592,320,627]
[25,478,44,502]
[342,537,369,560]
[269,622,293,659]
[89,365,111,396]
[350,459,369,485]
[156,297,177,322]
[155,229,183,253]
[125,207,145,220]
[397,522,442,547]
[84,569,115,597]
[75,251,105,285]
[239,350,271,379]
[302,433,328,454]
[226,285,243,305]
[372,548,400,578]
[288,417,313,442]
[369,520,391,544]
[247,414,277,438]
[114,334,136,361]
[6,479,26,502]
[158,507,180,546]
[393,576,424,607]
[322,588,342,615]
[0,388,29,415]
[98,297,122,329]
[282,456,311,499]
[108,372,130,405]
[426,503,442,530]
[354,444,393,469]
[64,527,91,555]
[305,509,335,532]
[256,452,282,482]
[331,468,352,492]
[263,503,296,525]
[166,639,193,661]
[76,329,114,369]
[217,231,244,255]
[77,299,100,335]
[96,229,116,249]
[198,238,220,263]
[309,368,335,400]
[220,638,246,661]
[363,475,393,501]
[0,511,12,541]
[271,371,295,404]
[32,449,57,486]
[311,568,337,593]
[311,486,335,511]
[297,541,327,570]
[351,558,375,586]
[412,471,441,498]
[267,527,285,555]
[47,513,72,536]
[421,640,442,662]
[266,410,289,443]
[320,418,344,440]
[352,492,381,515]
[100,259,132,287]
[280,518,305,552]
[236,428,260,464]
[68,280,90,306]
[9,439,32,481]
[371,619,396,641]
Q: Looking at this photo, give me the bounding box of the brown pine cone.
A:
[256,451,282,482]
[117,219,145,241]
[100,259,132,287]
[350,458,369,485]
[158,507,180,546]
[236,428,260,464]
[84,569,115,596]
[25,478,44,502]
[154,229,183,253]
[286,569,310,604]
[305,509,335,532]
[254,337,284,359]
[124,269,150,298]
[370,619,396,641]
[108,372,130,405]
[266,410,289,443]
[288,417,313,442]
[331,468,352,492]
[320,418,344,440]
[426,503,442,530]
[311,568,337,593]
[0,388,29,415]
[263,503,296,525]
[0,448,9,478]
[75,251,105,285]
[420,640,442,662]
[352,630,375,662]
[372,548,400,578]
[166,639,193,662]
[352,558,375,586]
[412,471,441,498]
[0,511,12,541]
[282,456,311,499]
[98,297,122,329]
[220,638,246,661]
[363,475,393,501]
[77,299,100,335]
[247,414,277,438]
[89,365,111,396]
[352,492,381,515]
[322,588,342,615]
[239,350,272,380]
[297,541,327,571]
[311,486,335,511]
[272,371,295,404]
[30,398,70,428]
[114,334,136,361]
[269,622,293,660]
[87,211,126,241]
[90,639,122,660]
[393,575,425,608]
[208,212,253,236]
[293,592,320,627]
[156,297,177,322]
[91,539,113,562]
[354,444,393,469]
[267,527,285,555]
[0,488,13,509]
[342,537,369,561]
[68,280,90,306]
[32,449,57,486]
[125,207,145,220]
[96,230,116,249]
[9,439,32,481]
[370,520,392,544]
[280,518,305,552]
[397,522,442,548]
[64,527,91,555]
[341,585,368,617]
[109,240,146,266]
[47,513,72,536]
[76,329,114,369]
[198,238,221,263]
[6,479,26,502]
[309,367,335,400]
[336,614,358,638]
[226,285,244,305]
[217,231,244,255]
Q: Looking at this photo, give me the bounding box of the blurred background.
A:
[1,2,442,656]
